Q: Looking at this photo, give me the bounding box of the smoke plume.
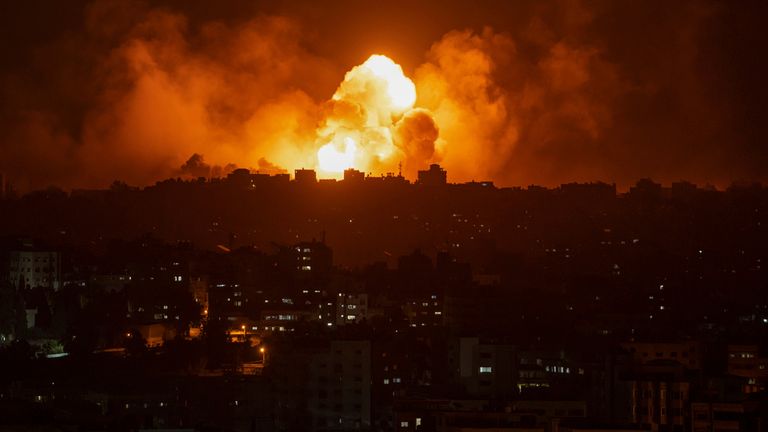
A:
[0,0,765,190]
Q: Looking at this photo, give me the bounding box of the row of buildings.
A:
[2,235,768,430]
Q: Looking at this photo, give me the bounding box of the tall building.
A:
[295,168,318,184]
[343,169,365,183]
[292,239,333,277]
[308,340,372,431]
[335,293,368,325]
[417,164,447,186]
[629,380,690,431]
[7,249,61,291]
[451,337,518,398]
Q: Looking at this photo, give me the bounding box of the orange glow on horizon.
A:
[315,54,426,178]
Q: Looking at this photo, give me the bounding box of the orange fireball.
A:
[316,54,424,177]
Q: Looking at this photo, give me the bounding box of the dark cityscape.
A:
[1,166,767,431]
[1,1,768,431]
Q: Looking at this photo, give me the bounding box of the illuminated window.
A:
[479,366,492,373]
[400,421,409,428]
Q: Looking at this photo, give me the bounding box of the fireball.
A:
[362,54,416,111]
[316,54,432,176]
[317,137,357,172]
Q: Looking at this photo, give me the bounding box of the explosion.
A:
[315,54,436,177]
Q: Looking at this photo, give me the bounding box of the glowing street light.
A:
[259,346,267,365]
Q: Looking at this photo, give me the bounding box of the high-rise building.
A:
[416,164,447,186]
[343,169,365,183]
[335,293,368,325]
[8,249,61,291]
[295,168,318,184]
[308,340,371,431]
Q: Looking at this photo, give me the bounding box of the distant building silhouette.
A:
[343,168,365,183]
[417,164,447,186]
[226,168,251,188]
[295,168,317,184]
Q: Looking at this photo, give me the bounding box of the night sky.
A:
[1,0,766,190]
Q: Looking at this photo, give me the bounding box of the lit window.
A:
[479,366,492,373]
[400,421,409,428]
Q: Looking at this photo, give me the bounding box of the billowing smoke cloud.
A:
[414,24,625,184]
[0,0,765,190]
[178,153,237,179]
[415,28,521,182]
[393,109,439,171]
[0,1,335,190]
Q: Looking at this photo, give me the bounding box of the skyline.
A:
[2,3,768,429]
[1,0,766,191]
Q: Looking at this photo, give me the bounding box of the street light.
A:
[259,346,266,365]
[241,324,247,342]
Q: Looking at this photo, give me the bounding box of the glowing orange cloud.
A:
[315,54,435,178]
